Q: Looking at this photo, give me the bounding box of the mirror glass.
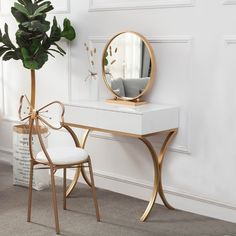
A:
[102,32,154,100]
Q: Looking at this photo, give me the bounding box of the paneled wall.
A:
[1,0,236,223]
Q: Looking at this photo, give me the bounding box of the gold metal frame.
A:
[18,96,100,235]
[64,121,177,222]
[102,31,156,104]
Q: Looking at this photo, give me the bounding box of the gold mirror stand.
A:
[106,97,147,106]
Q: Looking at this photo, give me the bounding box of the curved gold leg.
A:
[159,173,175,210]
[139,130,177,221]
[139,137,159,222]
[66,167,81,197]
[66,129,91,197]
[80,129,92,186]
[159,131,177,210]
[65,125,177,220]
[81,167,92,187]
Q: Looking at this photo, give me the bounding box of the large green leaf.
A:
[18,0,33,6]
[29,40,41,54]
[23,59,39,69]
[35,0,45,3]
[38,1,54,13]
[11,7,28,23]
[48,48,64,56]
[53,42,66,55]
[23,51,48,69]
[22,20,50,32]
[42,35,51,50]
[50,17,61,42]
[33,2,51,16]
[16,30,32,47]
[21,47,30,60]
[15,48,23,59]
[61,18,76,41]
[2,51,19,61]
[21,46,48,69]
[40,5,53,14]
[2,24,16,49]
[14,2,29,16]
[0,47,10,57]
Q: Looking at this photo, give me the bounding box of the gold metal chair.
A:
[19,95,100,234]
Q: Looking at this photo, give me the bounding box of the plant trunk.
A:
[30,70,36,110]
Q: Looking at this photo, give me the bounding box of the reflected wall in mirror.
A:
[102,31,156,105]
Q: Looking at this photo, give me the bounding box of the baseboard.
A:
[0,146,13,155]
[1,148,235,223]
[0,147,13,164]
[63,168,236,223]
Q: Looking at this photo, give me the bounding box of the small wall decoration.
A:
[84,42,99,81]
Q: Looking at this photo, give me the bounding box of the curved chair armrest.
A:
[62,124,82,148]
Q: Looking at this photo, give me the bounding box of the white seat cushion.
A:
[36,147,89,165]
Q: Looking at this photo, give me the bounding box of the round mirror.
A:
[102,31,156,102]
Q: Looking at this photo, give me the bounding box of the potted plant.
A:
[0,0,76,189]
[0,0,76,108]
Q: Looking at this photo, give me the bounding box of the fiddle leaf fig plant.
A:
[0,0,76,109]
[0,0,76,70]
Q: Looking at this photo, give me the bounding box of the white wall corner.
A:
[89,0,195,12]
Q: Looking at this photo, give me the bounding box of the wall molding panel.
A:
[50,0,71,14]
[223,0,236,5]
[89,0,195,12]
[0,146,13,155]
[224,36,236,44]
[90,132,191,154]
[89,35,193,44]
[0,0,71,15]
[89,35,192,154]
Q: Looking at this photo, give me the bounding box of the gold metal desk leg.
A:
[139,137,159,222]
[139,130,177,221]
[66,167,81,197]
[65,126,177,221]
[158,131,177,210]
[66,129,90,197]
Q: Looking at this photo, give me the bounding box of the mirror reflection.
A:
[104,32,152,99]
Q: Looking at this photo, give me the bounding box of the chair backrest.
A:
[19,95,65,165]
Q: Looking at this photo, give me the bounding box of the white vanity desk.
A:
[64,100,179,221]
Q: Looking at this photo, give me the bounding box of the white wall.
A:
[1,0,236,223]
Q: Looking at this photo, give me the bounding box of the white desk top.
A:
[65,100,178,115]
[64,101,179,136]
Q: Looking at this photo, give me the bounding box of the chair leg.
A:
[63,168,67,210]
[88,159,100,221]
[27,161,34,222]
[50,167,60,234]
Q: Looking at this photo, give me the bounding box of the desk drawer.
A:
[65,106,142,135]
[64,102,179,135]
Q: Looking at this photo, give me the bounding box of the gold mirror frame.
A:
[102,31,156,105]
